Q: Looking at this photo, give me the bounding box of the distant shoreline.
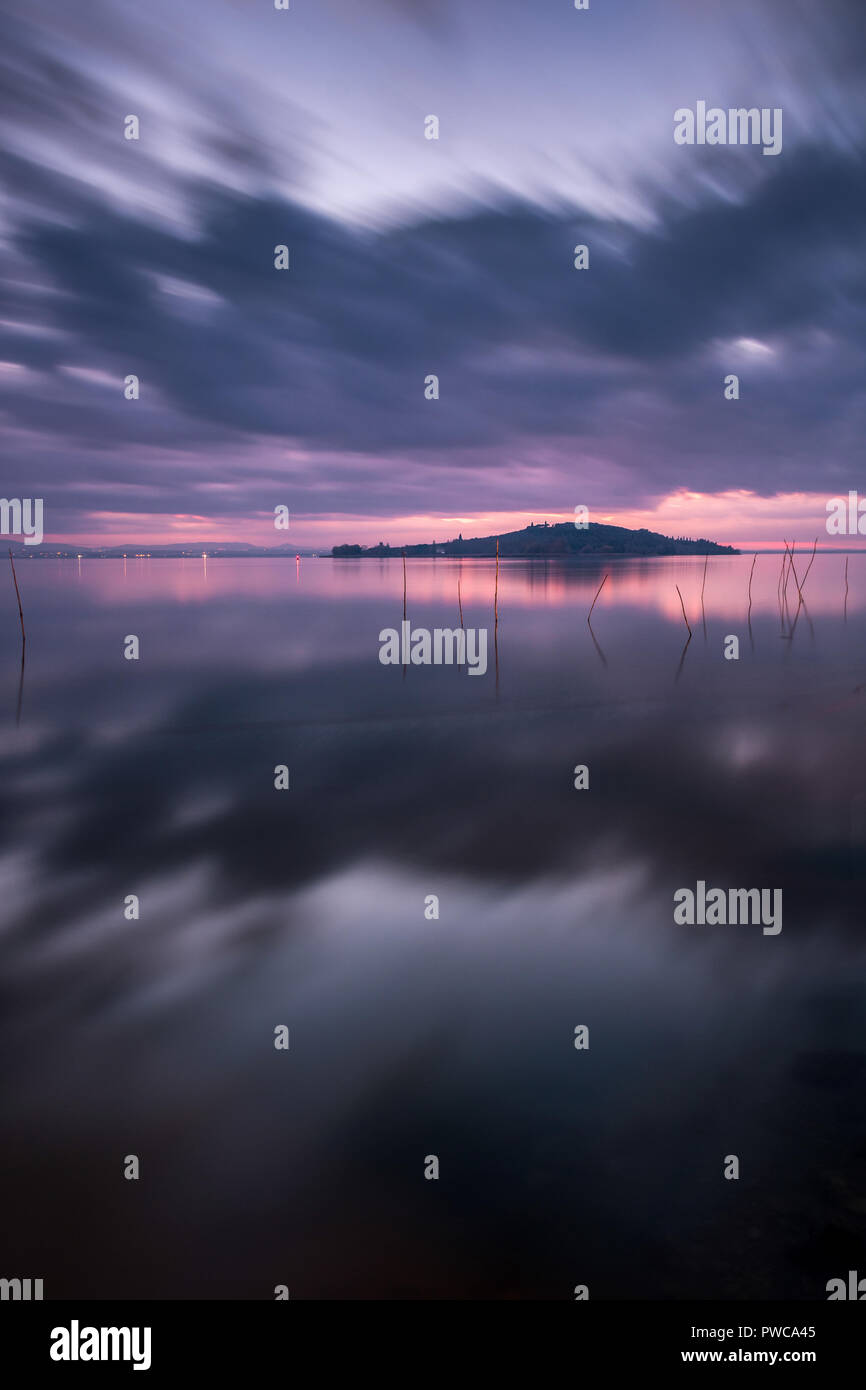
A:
[330,549,742,559]
[8,548,742,559]
[14,548,866,559]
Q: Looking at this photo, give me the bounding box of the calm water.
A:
[1,554,865,1299]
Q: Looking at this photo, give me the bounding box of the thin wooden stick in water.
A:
[790,541,805,601]
[587,572,608,622]
[747,553,757,607]
[457,578,464,628]
[701,552,708,606]
[784,538,799,601]
[402,550,407,620]
[494,538,499,627]
[8,549,25,645]
[675,584,692,637]
[799,537,818,594]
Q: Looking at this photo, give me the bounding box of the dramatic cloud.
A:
[1,0,865,541]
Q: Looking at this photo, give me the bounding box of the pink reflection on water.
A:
[29,553,866,619]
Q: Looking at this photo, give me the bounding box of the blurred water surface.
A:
[1,554,865,1299]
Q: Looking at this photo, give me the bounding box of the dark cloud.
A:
[1,0,865,530]
[4,146,866,492]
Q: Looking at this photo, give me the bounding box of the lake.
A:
[1,553,865,1299]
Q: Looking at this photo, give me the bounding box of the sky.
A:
[1,0,865,549]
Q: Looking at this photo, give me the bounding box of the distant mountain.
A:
[5,522,738,559]
[332,521,739,558]
[7,542,320,558]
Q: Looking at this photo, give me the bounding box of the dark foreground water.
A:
[1,553,865,1299]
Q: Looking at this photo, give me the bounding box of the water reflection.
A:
[1,556,865,1298]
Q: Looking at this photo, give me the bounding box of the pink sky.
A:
[51,489,862,551]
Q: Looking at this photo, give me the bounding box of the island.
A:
[332,521,739,558]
